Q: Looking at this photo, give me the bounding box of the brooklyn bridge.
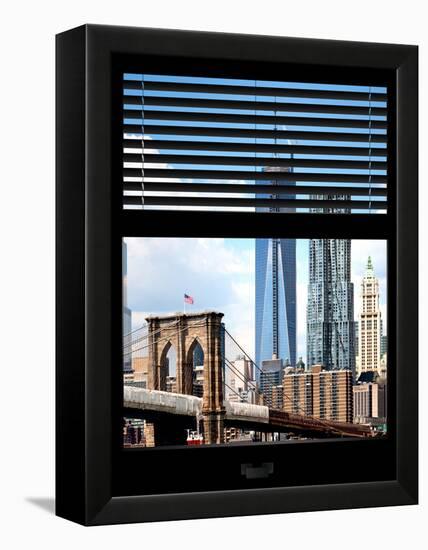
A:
[123,311,373,446]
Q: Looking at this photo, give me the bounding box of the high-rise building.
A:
[259,357,284,407]
[193,345,204,369]
[166,375,177,394]
[191,343,204,397]
[357,257,382,377]
[283,365,353,423]
[255,239,296,370]
[192,365,204,397]
[354,321,359,357]
[132,355,148,386]
[226,356,254,402]
[271,384,284,409]
[381,327,388,358]
[379,352,387,380]
[255,165,296,372]
[353,381,387,423]
[123,241,132,372]
[283,369,313,416]
[306,239,355,376]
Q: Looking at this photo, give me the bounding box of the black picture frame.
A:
[56,24,418,525]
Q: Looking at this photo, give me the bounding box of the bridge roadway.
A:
[124,386,373,439]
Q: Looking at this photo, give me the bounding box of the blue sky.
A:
[123,72,388,214]
[125,237,387,363]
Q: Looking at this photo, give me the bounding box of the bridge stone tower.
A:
[146,311,225,444]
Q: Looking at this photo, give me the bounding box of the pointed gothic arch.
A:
[186,337,205,397]
[157,340,176,391]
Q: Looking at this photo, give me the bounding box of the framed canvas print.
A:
[56,24,418,525]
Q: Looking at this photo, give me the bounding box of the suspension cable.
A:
[223,357,262,397]
[224,381,244,401]
[123,318,180,340]
[123,321,179,349]
[223,327,353,435]
[123,320,208,358]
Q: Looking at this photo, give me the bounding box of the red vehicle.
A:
[186,429,204,446]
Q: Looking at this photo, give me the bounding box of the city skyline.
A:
[124,237,387,366]
[123,237,388,447]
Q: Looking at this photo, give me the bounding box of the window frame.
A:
[56,24,418,525]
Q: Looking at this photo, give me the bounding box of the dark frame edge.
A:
[395,46,418,503]
[56,24,88,525]
[88,480,416,526]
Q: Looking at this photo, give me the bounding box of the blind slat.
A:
[123,94,387,117]
[123,108,387,130]
[123,124,386,143]
[124,181,387,197]
[123,152,387,170]
[123,139,386,158]
[122,73,389,214]
[123,195,387,210]
[123,168,386,184]
[124,79,387,101]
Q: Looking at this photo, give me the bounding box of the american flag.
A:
[184,293,194,305]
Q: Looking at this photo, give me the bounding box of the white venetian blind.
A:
[122,73,387,214]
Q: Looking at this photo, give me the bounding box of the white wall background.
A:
[0,0,425,547]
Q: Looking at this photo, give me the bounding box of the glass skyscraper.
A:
[255,163,296,374]
[255,238,296,371]
[306,239,355,375]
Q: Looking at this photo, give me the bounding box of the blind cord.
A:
[141,76,145,209]
[368,86,372,212]
[254,80,257,201]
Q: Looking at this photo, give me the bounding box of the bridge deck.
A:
[123,386,373,438]
[124,386,269,423]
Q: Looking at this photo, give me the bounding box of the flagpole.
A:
[183,295,186,315]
